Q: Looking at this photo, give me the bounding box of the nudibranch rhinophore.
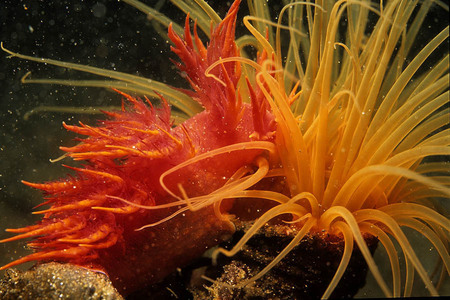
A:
[1,0,449,298]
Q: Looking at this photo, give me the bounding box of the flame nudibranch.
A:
[1,0,449,298]
[1,1,276,295]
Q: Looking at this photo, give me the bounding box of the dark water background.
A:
[0,0,448,298]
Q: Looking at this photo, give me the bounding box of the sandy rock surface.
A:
[0,262,123,300]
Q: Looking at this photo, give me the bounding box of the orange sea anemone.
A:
[1,0,449,298]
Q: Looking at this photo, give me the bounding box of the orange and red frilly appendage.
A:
[0,0,276,295]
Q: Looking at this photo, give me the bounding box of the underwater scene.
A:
[1,0,449,299]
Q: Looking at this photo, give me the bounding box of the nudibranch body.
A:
[1,0,449,298]
[1,0,275,294]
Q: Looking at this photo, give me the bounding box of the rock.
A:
[191,221,378,299]
[0,262,123,300]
